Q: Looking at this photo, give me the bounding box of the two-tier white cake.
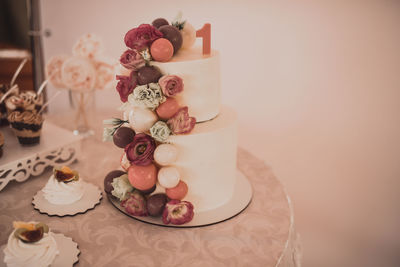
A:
[104,19,246,226]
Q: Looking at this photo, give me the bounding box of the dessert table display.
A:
[0,117,301,266]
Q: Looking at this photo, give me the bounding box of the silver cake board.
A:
[108,170,253,228]
[0,122,82,191]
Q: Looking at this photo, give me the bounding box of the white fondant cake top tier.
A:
[151,47,221,122]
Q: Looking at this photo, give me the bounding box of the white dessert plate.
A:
[0,233,79,267]
[108,170,253,228]
[32,182,102,216]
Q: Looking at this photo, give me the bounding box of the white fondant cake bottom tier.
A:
[168,106,237,213]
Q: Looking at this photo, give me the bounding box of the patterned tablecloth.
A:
[0,126,301,267]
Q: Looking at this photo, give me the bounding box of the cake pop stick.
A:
[0,58,28,103]
[0,84,18,104]
[37,76,52,96]
[38,91,61,114]
[10,58,28,87]
[36,76,56,113]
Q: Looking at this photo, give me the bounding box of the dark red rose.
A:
[125,133,156,166]
[124,24,163,51]
[116,71,138,102]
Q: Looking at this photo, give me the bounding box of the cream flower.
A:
[72,33,103,59]
[128,83,165,110]
[150,121,171,142]
[61,56,96,91]
[111,174,133,201]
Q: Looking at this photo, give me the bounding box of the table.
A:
[0,122,301,267]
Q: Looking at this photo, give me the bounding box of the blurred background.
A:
[1,0,400,266]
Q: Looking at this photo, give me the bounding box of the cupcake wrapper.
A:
[10,121,43,132]
[0,104,6,115]
[0,119,9,126]
[10,122,42,146]
[17,136,40,145]
[10,128,41,137]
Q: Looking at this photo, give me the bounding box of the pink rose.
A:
[116,71,138,102]
[158,75,184,97]
[124,24,163,50]
[162,200,194,225]
[120,49,145,70]
[167,106,196,134]
[121,191,147,216]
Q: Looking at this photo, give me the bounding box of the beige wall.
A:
[42,1,400,266]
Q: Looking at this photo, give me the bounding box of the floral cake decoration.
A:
[103,15,206,225]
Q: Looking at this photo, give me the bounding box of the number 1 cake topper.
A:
[196,23,211,56]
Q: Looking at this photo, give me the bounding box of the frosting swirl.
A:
[7,111,43,125]
[42,175,84,205]
[3,229,59,267]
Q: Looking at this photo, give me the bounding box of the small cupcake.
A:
[7,110,43,145]
[0,132,4,158]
